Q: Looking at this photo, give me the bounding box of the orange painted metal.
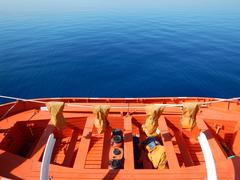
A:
[74,117,94,169]
[158,116,180,169]
[0,97,239,179]
[123,115,134,170]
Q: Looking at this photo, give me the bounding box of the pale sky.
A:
[0,0,240,14]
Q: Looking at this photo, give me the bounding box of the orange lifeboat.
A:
[0,96,240,179]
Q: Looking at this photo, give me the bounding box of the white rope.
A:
[0,95,44,104]
[0,95,239,109]
[66,102,183,109]
[0,102,17,120]
[200,97,240,105]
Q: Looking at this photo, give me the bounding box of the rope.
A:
[0,95,44,104]
[0,102,17,120]
[0,95,240,109]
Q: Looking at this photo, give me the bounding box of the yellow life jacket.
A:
[146,141,167,169]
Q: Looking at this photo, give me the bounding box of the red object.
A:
[0,97,239,179]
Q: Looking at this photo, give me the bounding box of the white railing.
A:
[40,133,56,180]
[198,132,217,180]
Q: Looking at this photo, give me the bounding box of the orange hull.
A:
[0,97,240,179]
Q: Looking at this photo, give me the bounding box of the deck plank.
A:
[101,128,111,168]
[74,117,94,169]
[158,116,180,169]
[174,130,194,167]
[85,133,104,169]
[62,129,80,167]
[123,115,134,169]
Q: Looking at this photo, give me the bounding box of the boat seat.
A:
[123,115,134,169]
[74,117,94,169]
[158,116,180,169]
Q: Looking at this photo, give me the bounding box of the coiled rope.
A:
[0,95,239,109]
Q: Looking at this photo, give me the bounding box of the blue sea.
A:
[0,0,240,101]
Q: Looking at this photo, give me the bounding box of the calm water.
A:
[0,0,240,101]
